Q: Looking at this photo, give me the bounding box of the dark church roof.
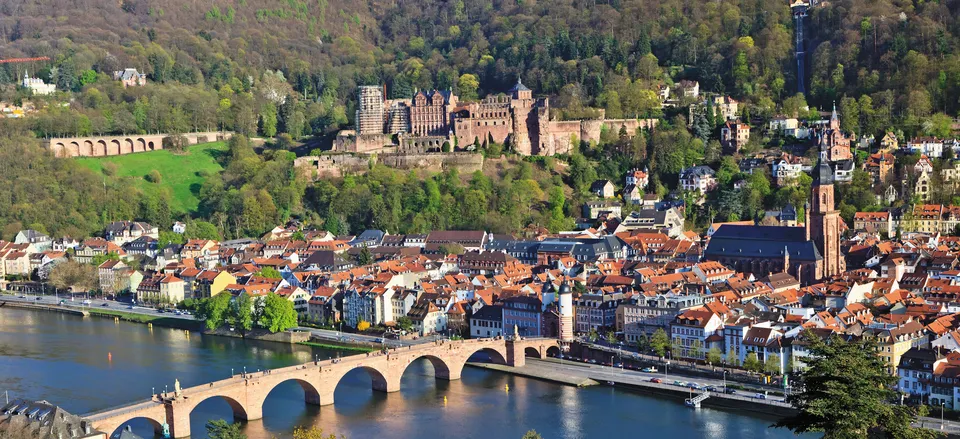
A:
[704,225,822,261]
[813,154,834,186]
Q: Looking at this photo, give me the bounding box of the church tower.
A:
[808,147,844,279]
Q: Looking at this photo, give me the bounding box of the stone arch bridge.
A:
[85,337,558,438]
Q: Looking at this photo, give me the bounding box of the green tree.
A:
[521,431,543,439]
[588,328,599,342]
[260,103,278,137]
[775,332,939,439]
[196,292,233,330]
[292,426,338,439]
[255,267,282,279]
[764,354,781,375]
[650,328,670,358]
[231,292,254,337]
[743,352,761,372]
[205,420,246,439]
[605,331,617,344]
[397,316,414,332]
[458,73,479,101]
[354,246,373,265]
[637,333,650,353]
[707,347,723,366]
[261,292,298,333]
[726,349,740,367]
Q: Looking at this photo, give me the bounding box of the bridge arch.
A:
[262,377,322,407]
[96,140,108,156]
[524,346,543,359]
[135,138,146,152]
[400,354,453,381]
[334,364,393,393]
[188,394,249,422]
[546,346,561,357]
[76,141,88,156]
[148,141,156,150]
[122,138,134,154]
[108,417,164,439]
[467,345,508,365]
[109,139,121,155]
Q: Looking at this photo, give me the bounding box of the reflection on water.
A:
[1,308,814,439]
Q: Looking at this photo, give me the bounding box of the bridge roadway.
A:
[84,336,558,438]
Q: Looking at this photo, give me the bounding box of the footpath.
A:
[468,357,960,437]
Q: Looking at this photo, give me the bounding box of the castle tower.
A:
[808,147,844,279]
[509,77,535,155]
[557,280,574,342]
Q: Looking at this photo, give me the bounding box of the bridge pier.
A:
[168,403,190,439]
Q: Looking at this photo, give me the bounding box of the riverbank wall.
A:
[465,360,795,419]
[0,300,88,316]
[468,362,599,387]
[203,327,312,344]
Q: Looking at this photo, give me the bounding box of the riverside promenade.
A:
[470,357,960,437]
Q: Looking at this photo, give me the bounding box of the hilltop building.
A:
[336,79,657,156]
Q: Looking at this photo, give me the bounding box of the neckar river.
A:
[0,308,814,439]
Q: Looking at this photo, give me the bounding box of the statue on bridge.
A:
[174,379,181,398]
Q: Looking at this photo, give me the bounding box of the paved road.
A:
[530,358,786,402]
[1,291,441,348]
[529,358,960,434]
[0,292,196,319]
[295,326,444,348]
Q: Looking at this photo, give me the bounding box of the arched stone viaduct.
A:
[85,337,558,438]
[46,132,231,158]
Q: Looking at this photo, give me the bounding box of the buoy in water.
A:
[443,396,447,405]
[505,384,509,392]
[108,352,112,362]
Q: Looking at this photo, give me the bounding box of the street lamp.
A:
[942,402,946,431]
[231,368,234,377]
[723,370,727,393]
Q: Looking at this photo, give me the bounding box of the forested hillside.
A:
[2,0,958,133]
[0,0,959,240]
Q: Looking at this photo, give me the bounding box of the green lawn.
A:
[76,142,227,214]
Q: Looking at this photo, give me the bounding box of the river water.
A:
[0,308,814,439]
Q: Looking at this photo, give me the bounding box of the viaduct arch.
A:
[47,132,231,158]
[87,338,554,438]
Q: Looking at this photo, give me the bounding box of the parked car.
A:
[101,303,109,307]
[649,378,662,383]
[724,388,737,395]
[641,367,658,373]
[688,383,702,390]
[673,380,686,387]
[35,297,42,301]
[18,295,26,299]
[755,393,767,399]
[82,300,91,305]
[705,386,718,392]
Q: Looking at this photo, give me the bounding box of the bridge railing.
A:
[83,397,158,419]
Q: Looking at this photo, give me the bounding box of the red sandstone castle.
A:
[336,79,657,156]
